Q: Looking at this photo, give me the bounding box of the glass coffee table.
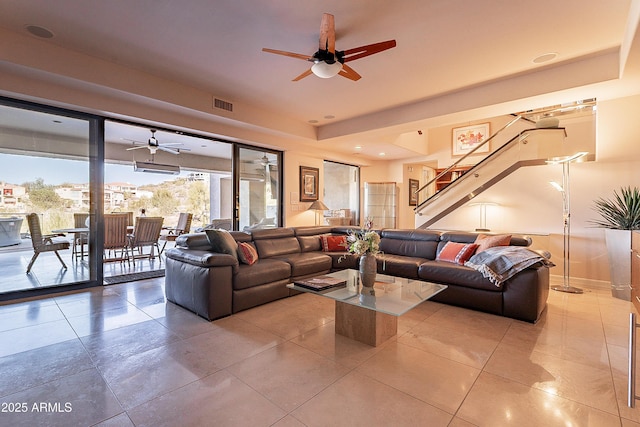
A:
[287,269,447,346]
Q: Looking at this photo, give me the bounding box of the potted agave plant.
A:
[591,186,640,300]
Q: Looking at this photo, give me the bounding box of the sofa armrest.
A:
[165,247,239,268]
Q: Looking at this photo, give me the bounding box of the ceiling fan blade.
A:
[157,146,180,155]
[126,145,148,151]
[319,13,336,54]
[292,68,313,81]
[342,40,397,62]
[338,64,362,81]
[262,48,311,61]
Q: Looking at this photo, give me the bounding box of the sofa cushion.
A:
[251,228,302,258]
[475,233,512,253]
[329,252,358,270]
[273,252,332,277]
[436,242,478,265]
[379,229,440,259]
[237,242,258,265]
[233,258,291,290]
[297,235,322,252]
[378,254,425,279]
[419,260,502,291]
[205,229,238,259]
[321,235,348,252]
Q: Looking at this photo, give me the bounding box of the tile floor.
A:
[0,278,639,426]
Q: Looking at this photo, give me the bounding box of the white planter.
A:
[605,228,632,300]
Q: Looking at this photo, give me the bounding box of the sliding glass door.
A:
[0,100,97,296]
[237,147,281,231]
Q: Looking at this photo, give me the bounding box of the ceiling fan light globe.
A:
[311,61,342,78]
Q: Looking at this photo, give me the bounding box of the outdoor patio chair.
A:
[128,216,164,264]
[159,212,192,254]
[26,213,70,273]
[104,213,130,263]
[72,212,89,260]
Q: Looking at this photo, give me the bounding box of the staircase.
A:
[414,119,568,229]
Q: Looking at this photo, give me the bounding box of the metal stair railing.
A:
[414,125,568,229]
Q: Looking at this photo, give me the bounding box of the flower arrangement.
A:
[345,218,380,256]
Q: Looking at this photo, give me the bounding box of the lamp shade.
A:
[311,61,342,78]
[308,200,329,211]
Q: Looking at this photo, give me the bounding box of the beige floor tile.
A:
[65,304,154,337]
[0,368,122,427]
[0,319,77,358]
[623,419,640,427]
[500,314,610,369]
[485,342,618,414]
[183,316,284,369]
[79,320,180,366]
[0,339,93,397]
[127,370,286,427]
[356,342,480,414]
[291,321,386,369]
[422,304,513,342]
[227,341,350,412]
[605,322,630,347]
[271,415,307,427]
[99,339,223,410]
[398,320,501,369]
[139,300,214,338]
[447,417,479,427]
[292,370,452,426]
[93,412,135,427]
[0,302,65,332]
[457,372,622,427]
[235,300,333,340]
[611,371,640,423]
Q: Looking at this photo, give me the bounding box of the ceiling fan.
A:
[125,129,189,155]
[262,13,396,81]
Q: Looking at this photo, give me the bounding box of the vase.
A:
[359,253,377,287]
[605,228,632,301]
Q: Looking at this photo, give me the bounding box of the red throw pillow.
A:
[437,241,479,265]
[237,242,258,265]
[474,234,512,253]
[321,235,348,252]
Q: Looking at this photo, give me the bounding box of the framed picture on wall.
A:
[452,123,490,156]
[408,178,419,206]
[299,166,319,202]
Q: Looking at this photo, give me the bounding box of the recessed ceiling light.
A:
[532,52,558,64]
[308,119,318,124]
[354,145,362,150]
[52,120,62,124]
[324,115,335,119]
[25,25,54,39]
[379,152,386,157]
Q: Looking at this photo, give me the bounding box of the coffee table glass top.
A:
[287,269,447,316]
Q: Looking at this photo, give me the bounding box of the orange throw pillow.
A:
[237,242,258,265]
[474,234,512,253]
[436,242,479,265]
[321,235,348,252]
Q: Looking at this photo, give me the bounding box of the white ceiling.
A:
[0,0,637,160]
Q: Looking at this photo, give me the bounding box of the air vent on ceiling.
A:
[214,98,233,112]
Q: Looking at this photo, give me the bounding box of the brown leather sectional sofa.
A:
[164,226,550,323]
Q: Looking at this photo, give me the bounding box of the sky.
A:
[0,153,182,186]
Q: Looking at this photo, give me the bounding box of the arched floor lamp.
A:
[548,151,588,294]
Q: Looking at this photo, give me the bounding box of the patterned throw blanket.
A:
[465,246,555,287]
